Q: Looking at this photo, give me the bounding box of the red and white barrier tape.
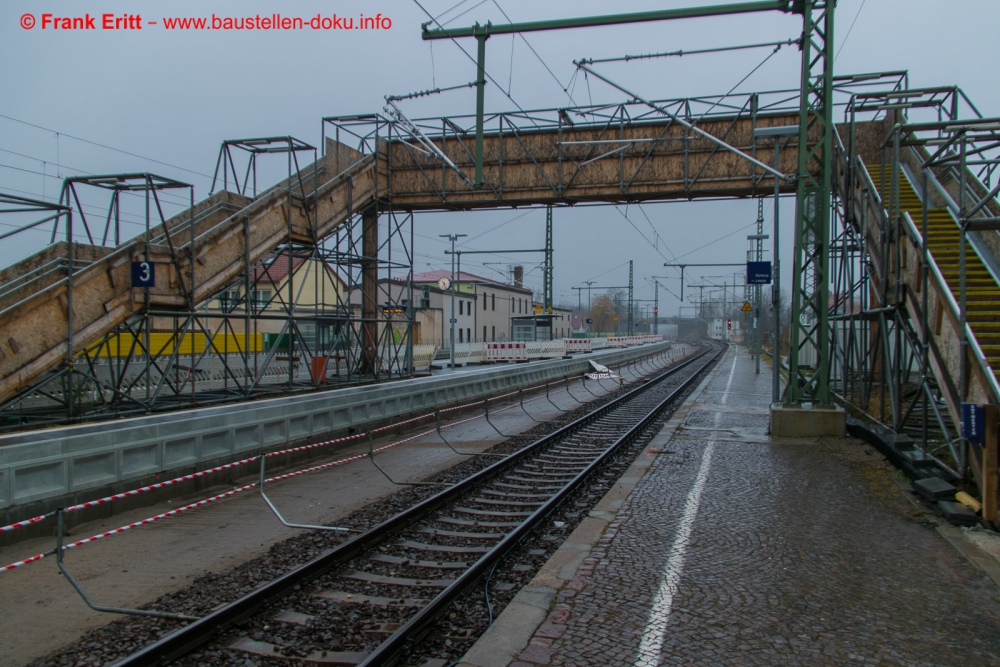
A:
[1,483,257,572]
[0,513,56,534]
[0,456,259,534]
[0,403,502,573]
[0,354,666,569]
[265,432,367,457]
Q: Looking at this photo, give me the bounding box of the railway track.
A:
[110,341,723,667]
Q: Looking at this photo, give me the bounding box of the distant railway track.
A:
[111,341,724,667]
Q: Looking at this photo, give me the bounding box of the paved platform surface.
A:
[462,345,1000,667]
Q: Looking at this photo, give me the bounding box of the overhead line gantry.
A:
[422,0,839,424]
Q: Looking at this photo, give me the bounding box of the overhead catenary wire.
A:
[574,260,631,288]
[491,0,579,106]
[614,205,673,265]
[688,42,789,126]
[0,113,214,182]
[834,0,867,62]
[674,220,760,260]
[410,0,541,128]
[441,0,490,27]
[432,0,475,23]
[578,38,799,65]
[636,203,678,262]
[0,148,194,209]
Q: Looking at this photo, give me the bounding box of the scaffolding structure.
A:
[829,82,1000,489]
[0,134,414,430]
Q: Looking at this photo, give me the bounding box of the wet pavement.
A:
[466,345,1000,666]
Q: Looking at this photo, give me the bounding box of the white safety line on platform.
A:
[635,346,735,666]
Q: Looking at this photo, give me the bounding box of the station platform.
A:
[460,344,1000,666]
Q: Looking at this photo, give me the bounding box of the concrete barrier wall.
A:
[0,343,672,518]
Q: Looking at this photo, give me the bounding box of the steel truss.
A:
[324,73,902,204]
[830,80,1000,483]
[0,137,415,430]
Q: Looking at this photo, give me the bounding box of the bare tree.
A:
[590,294,617,333]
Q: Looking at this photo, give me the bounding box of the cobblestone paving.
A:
[515,346,1000,666]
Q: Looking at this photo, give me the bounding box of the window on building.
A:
[483,293,487,310]
[467,328,471,343]
[459,328,463,343]
[492,325,495,341]
[491,294,495,311]
[483,326,487,342]
[251,289,272,310]
[459,300,463,315]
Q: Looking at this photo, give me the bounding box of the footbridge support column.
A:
[362,207,379,375]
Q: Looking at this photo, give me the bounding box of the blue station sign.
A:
[746,261,772,285]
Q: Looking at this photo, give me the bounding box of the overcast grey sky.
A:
[2,0,997,316]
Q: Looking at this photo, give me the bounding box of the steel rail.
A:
[110,343,719,667]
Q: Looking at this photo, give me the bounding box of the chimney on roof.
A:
[513,265,524,290]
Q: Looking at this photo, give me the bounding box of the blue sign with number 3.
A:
[131,261,155,288]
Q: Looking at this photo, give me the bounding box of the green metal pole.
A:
[475,31,488,188]
[422,1,791,39]
[784,0,835,406]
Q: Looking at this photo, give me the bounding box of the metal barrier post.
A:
[367,432,451,487]
[436,409,506,457]
[56,508,198,620]
[484,394,515,437]
[545,381,568,412]
[564,375,586,404]
[259,455,357,531]
[518,388,542,422]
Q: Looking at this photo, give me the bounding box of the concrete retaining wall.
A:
[0,343,672,534]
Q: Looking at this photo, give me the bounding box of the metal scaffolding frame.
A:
[0,134,415,429]
[830,79,1000,486]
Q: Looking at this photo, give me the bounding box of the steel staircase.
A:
[869,164,1000,380]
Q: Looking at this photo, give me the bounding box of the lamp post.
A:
[753,124,798,403]
[440,233,466,368]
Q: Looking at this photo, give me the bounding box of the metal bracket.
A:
[518,388,543,423]
[367,432,451,487]
[56,509,198,621]
[545,381,568,412]
[436,410,506,458]
[484,394,515,437]
[259,455,358,532]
